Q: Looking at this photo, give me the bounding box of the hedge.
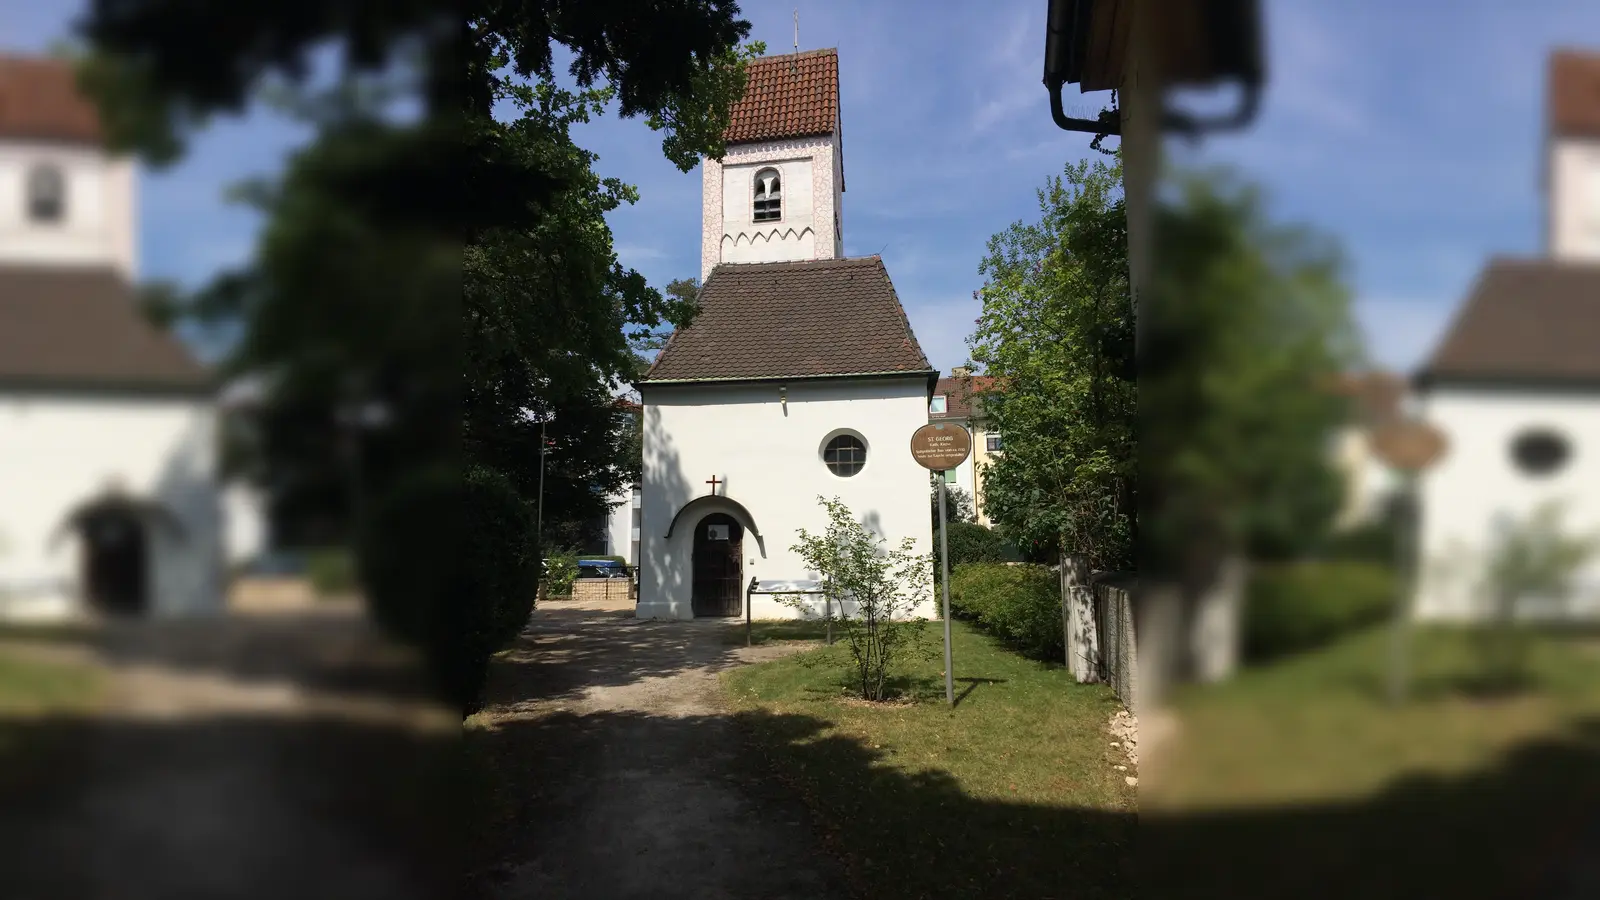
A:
[306,547,357,596]
[1244,561,1397,662]
[947,562,1063,661]
[358,464,538,716]
[933,522,1012,575]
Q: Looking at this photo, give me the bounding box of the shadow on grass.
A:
[1142,716,1600,900]
[953,675,1007,707]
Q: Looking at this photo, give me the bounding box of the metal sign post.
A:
[1370,418,1448,706]
[911,422,974,709]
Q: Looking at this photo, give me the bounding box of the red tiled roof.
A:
[725,48,839,144]
[641,256,934,383]
[1324,371,1406,425]
[0,266,211,391]
[1419,258,1600,384]
[0,55,103,144]
[1550,48,1600,137]
[931,375,1001,420]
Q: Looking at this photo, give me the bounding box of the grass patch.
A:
[1147,625,1600,897]
[720,619,832,646]
[722,619,1134,900]
[0,649,105,799]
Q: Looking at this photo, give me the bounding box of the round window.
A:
[1509,429,1571,476]
[823,433,867,477]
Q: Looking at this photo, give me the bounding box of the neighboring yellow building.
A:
[928,368,1003,525]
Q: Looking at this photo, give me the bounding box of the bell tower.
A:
[1546,49,1600,261]
[701,48,846,280]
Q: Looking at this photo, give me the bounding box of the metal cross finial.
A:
[706,474,722,495]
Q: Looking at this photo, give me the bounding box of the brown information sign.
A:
[1371,419,1448,473]
[910,422,972,471]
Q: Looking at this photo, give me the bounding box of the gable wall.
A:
[0,390,224,619]
[638,377,935,619]
[1415,386,1600,620]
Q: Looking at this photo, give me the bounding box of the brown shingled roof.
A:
[0,267,211,391]
[726,48,839,145]
[1550,48,1600,137]
[0,55,103,144]
[642,256,934,383]
[1419,258,1600,384]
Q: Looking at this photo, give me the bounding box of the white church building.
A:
[1413,49,1600,621]
[0,55,235,620]
[635,48,939,620]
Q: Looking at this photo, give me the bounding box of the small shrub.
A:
[1321,518,1399,565]
[781,496,932,702]
[306,547,357,596]
[542,553,579,596]
[1244,561,1396,662]
[948,562,1063,661]
[358,464,538,716]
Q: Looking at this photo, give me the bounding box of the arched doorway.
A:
[79,504,149,616]
[691,513,743,617]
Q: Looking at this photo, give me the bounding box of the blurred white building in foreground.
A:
[1413,50,1600,621]
[0,55,256,620]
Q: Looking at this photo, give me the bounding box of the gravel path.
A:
[476,597,852,900]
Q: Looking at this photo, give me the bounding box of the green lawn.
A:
[1145,626,1600,897]
[0,648,104,797]
[721,619,1135,900]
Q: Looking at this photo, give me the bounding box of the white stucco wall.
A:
[701,134,841,280]
[0,391,224,619]
[603,486,640,564]
[221,481,267,567]
[0,141,137,279]
[1549,137,1600,261]
[638,377,935,620]
[1414,386,1600,620]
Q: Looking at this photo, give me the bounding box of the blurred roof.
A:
[0,266,210,392]
[931,374,1002,421]
[1325,371,1406,424]
[1419,258,1600,385]
[642,256,933,384]
[0,55,103,144]
[725,48,839,145]
[1550,48,1600,138]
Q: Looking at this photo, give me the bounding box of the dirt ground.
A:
[0,602,457,900]
[472,595,853,900]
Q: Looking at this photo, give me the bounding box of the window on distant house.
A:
[986,432,1003,452]
[929,394,947,415]
[26,164,65,223]
[753,167,782,222]
[823,433,867,477]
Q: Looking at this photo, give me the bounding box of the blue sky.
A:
[5,0,1598,374]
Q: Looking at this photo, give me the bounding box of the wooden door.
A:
[691,514,744,617]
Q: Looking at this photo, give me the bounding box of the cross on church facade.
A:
[706,475,722,495]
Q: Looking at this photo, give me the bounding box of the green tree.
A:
[72,1,763,709]
[1140,168,1362,581]
[968,156,1136,572]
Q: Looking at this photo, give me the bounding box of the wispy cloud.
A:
[614,243,668,263]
